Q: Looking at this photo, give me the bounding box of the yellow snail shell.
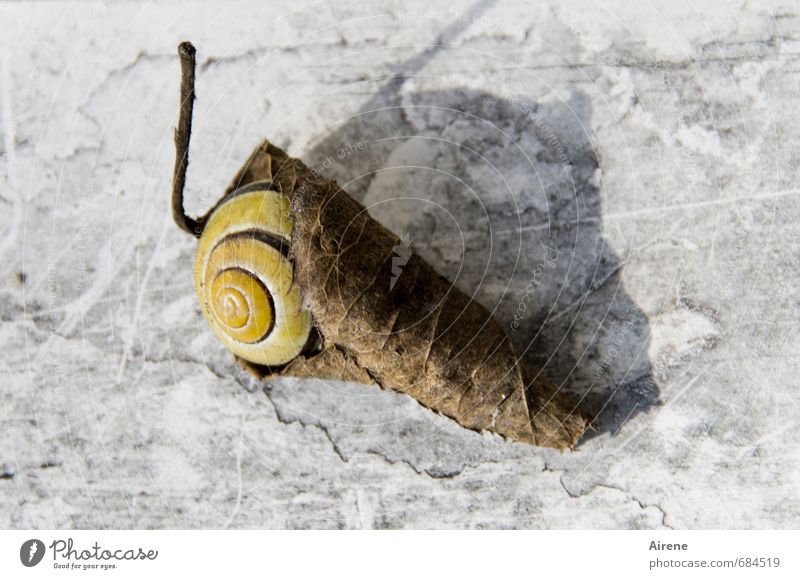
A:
[194,183,313,367]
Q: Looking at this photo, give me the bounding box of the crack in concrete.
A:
[200,47,271,72]
[87,51,173,101]
[363,449,466,480]
[261,387,348,463]
[83,36,800,114]
[79,343,495,481]
[557,477,673,528]
[141,353,229,381]
[260,386,521,480]
[199,37,391,72]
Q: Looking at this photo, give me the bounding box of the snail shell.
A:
[194,182,313,367]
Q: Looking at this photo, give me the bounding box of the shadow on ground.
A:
[299,77,657,443]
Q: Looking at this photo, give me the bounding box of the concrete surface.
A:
[1,0,798,528]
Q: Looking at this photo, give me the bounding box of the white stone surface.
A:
[1,0,799,528]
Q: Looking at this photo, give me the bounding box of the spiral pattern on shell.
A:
[194,182,313,367]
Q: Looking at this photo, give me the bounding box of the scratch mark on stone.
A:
[0,63,21,261]
[58,232,132,337]
[665,368,708,408]
[356,489,374,530]
[734,422,795,459]
[117,230,164,383]
[605,188,800,220]
[222,419,245,529]
[0,63,16,183]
